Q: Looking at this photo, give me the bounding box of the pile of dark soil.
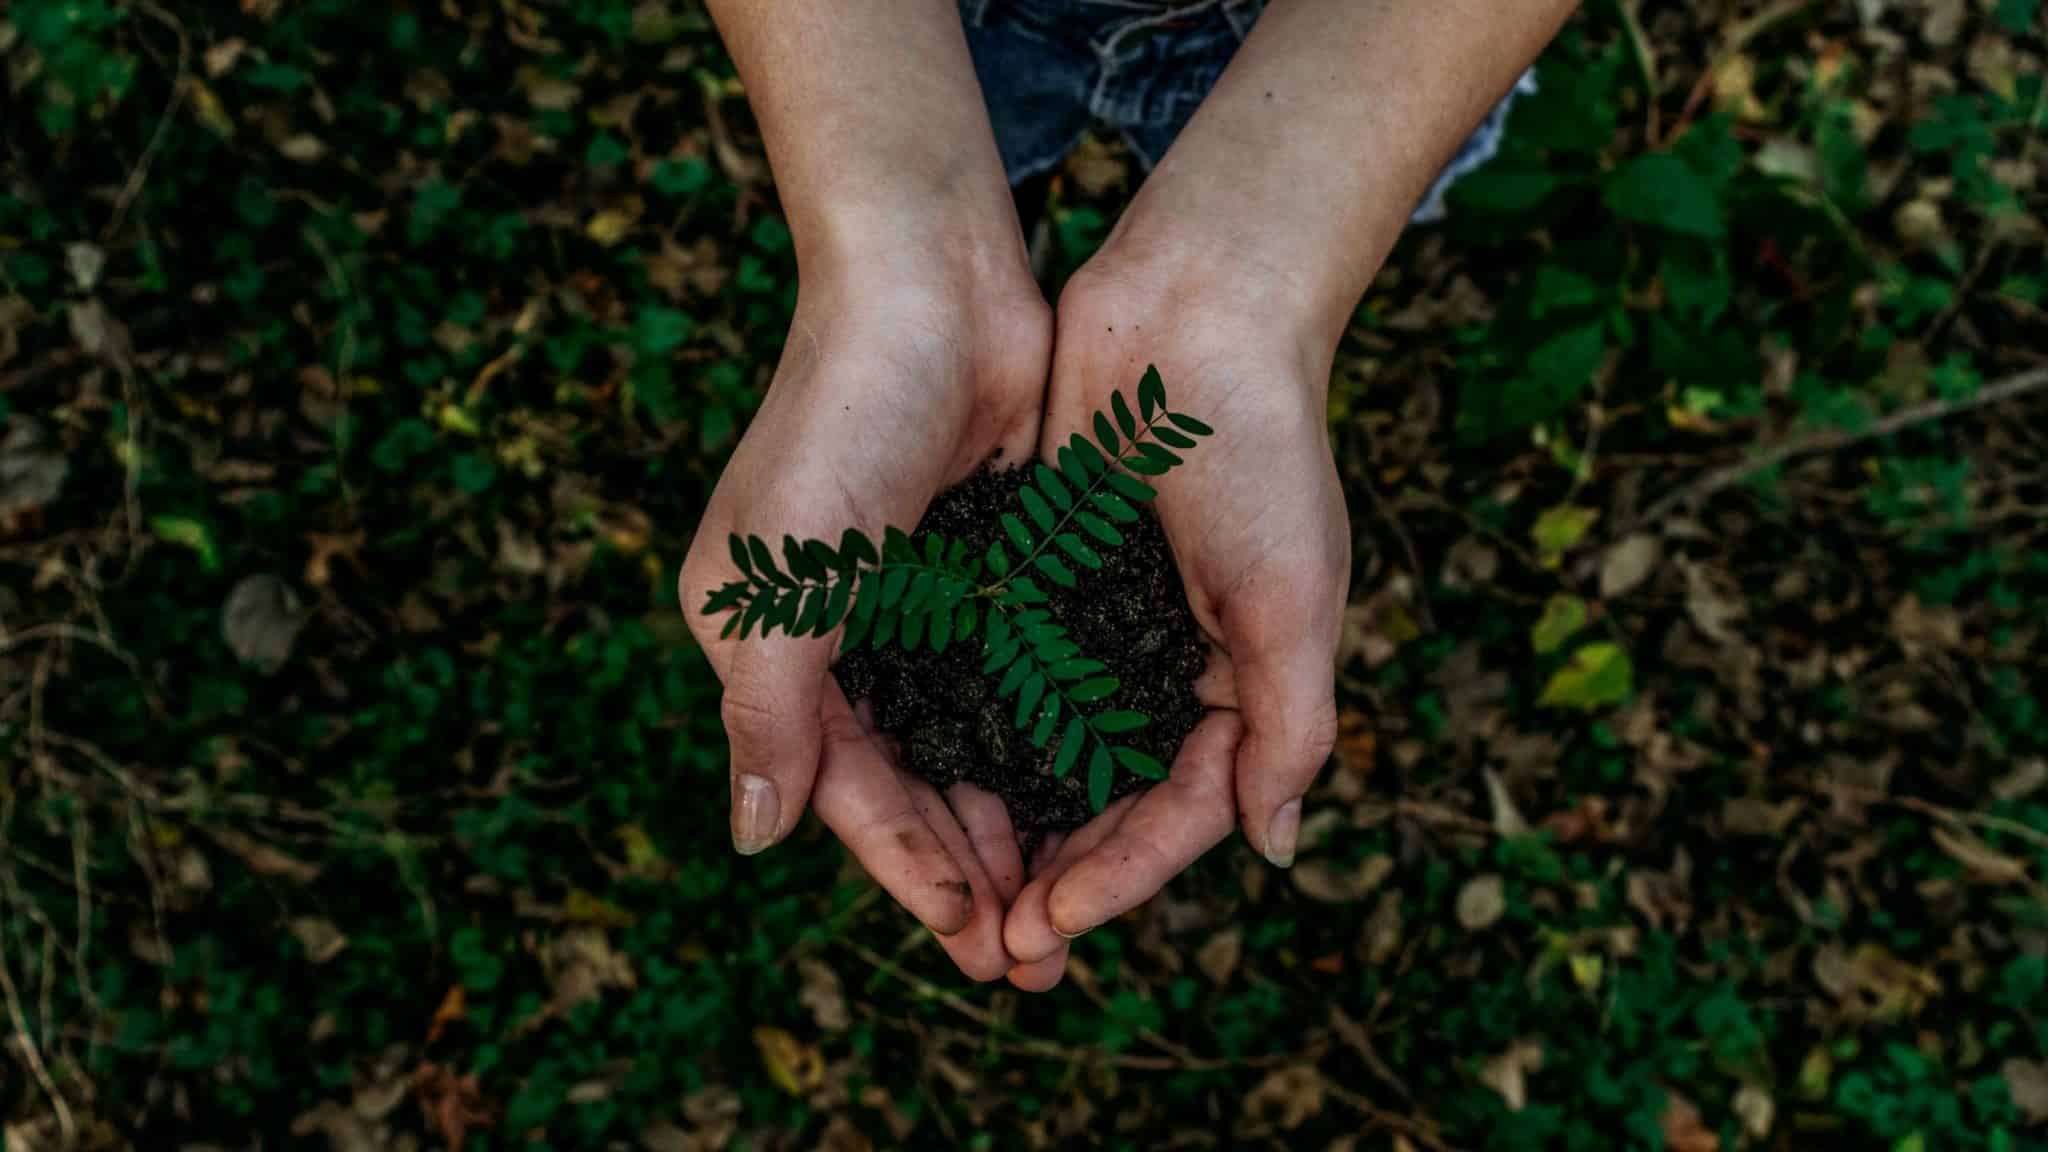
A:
[835,468,1207,832]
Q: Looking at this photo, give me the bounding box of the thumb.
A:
[1228,612,1339,869]
[719,638,831,855]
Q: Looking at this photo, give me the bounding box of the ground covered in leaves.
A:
[2,1,2046,1149]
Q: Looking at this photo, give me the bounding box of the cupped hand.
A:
[680,265,1050,981]
[1001,249,1349,989]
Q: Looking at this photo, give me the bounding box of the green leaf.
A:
[728,533,753,576]
[822,577,852,633]
[1137,365,1166,420]
[802,538,839,577]
[793,586,825,634]
[1015,673,1046,728]
[923,533,943,567]
[1034,464,1072,510]
[1049,658,1106,681]
[1092,491,1139,523]
[903,570,936,612]
[1113,747,1166,779]
[1167,411,1213,437]
[870,604,898,648]
[1087,743,1113,811]
[955,600,978,641]
[1094,411,1120,457]
[1054,717,1087,778]
[1056,445,1089,491]
[1104,473,1156,503]
[748,536,790,586]
[881,566,910,608]
[838,528,877,568]
[985,608,1012,651]
[997,659,1032,698]
[928,599,954,652]
[1068,677,1120,703]
[1054,534,1101,569]
[1136,442,1181,469]
[1539,642,1636,711]
[1604,151,1724,240]
[1001,513,1035,554]
[1154,426,1196,450]
[720,613,741,640]
[1018,485,1055,532]
[1010,576,1048,604]
[741,591,772,638]
[1031,694,1060,747]
[1071,433,1109,475]
[1034,637,1081,664]
[982,638,1020,676]
[900,603,927,651]
[883,526,915,562]
[1112,390,1137,439]
[1532,594,1588,655]
[1034,554,1076,588]
[702,582,748,615]
[1531,505,1599,563]
[987,540,1011,577]
[1094,710,1149,734]
[783,535,822,581]
[1075,511,1125,547]
[1125,452,1170,477]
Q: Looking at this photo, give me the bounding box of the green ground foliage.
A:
[2,1,2045,1148]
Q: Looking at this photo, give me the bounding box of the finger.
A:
[1227,628,1339,869]
[905,778,1014,982]
[1194,646,1238,709]
[1004,797,1139,965]
[1045,711,1243,937]
[1007,949,1068,992]
[947,783,1025,904]
[810,691,976,937]
[718,637,832,855]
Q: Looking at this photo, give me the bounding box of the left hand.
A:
[1000,237,1350,991]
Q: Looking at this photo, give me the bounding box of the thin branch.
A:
[1628,365,2048,534]
[103,0,192,243]
[0,884,77,1145]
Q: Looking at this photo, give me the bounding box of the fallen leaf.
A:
[752,1027,824,1096]
[1733,1083,1775,1140]
[289,917,348,964]
[1483,768,1529,836]
[1480,1040,1543,1111]
[1932,826,2030,884]
[1531,505,1598,567]
[1539,643,1635,711]
[1682,560,1746,644]
[1599,534,1661,598]
[2003,1059,2048,1124]
[0,421,68,514]
[206,827,320,881]
[1660,1088,1719,1152]
[1532,594,1588,655]
[426,985,465,1044]
[1335,710,1377,778]
[1196,928,1242,986]
[410,1063,493,1152]
[1291,854,1393,904]
[796,957,849,1033]
[1237,1065,1325,1135]
[222,574,308,674]
[1456,873,1507,930]
[586,209,636,246]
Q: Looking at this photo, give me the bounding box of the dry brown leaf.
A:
[1660,1089,1719,1152]
[1733,1083,1775,1140]
[1291,854,1393,904]
[1456,874,1506,931]
[1479,1040,1543,1111]
[1599,534,1661,598]
[797,957,850,1033]
[1237,1065,1325,1135]
[1196,928,1243,986]
[1932,826,2030,885]
[2004,1059,2048,1125]
[289,917,348,964]
[207,827,320,882]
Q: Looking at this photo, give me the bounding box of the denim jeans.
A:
[959,0,1534,221]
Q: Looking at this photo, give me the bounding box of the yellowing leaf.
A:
[1532,595,1588,655]
[586,209,636,246]
[151,516,221,572]
[752,1026,823,1096]
[1531,505,1598,568]
[188,80,236,138]
[1569,953,1604,992]
[564,889,634,926]
[1540,643,1634,711]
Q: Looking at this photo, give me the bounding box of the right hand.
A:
[679,259,1051,981]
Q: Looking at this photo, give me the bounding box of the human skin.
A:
[685,0,1577,988]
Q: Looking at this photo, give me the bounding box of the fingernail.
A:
[1054,924,1090,941]
[732,774,779,856]
[1264,798,1302,868]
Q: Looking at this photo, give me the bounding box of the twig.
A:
[1354,468,1433,632]
[1614,0,1659,142]
[1666,0,1817,145]
[1628,365,2048,533]
[103,0,192,243]
[0,883,78,1146]
[1318,1075,1461,1152]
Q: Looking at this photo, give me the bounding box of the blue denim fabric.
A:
[960,0,1534,222]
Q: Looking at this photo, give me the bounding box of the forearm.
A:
[705,0,1026,287]
[1107,0,1577,347]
